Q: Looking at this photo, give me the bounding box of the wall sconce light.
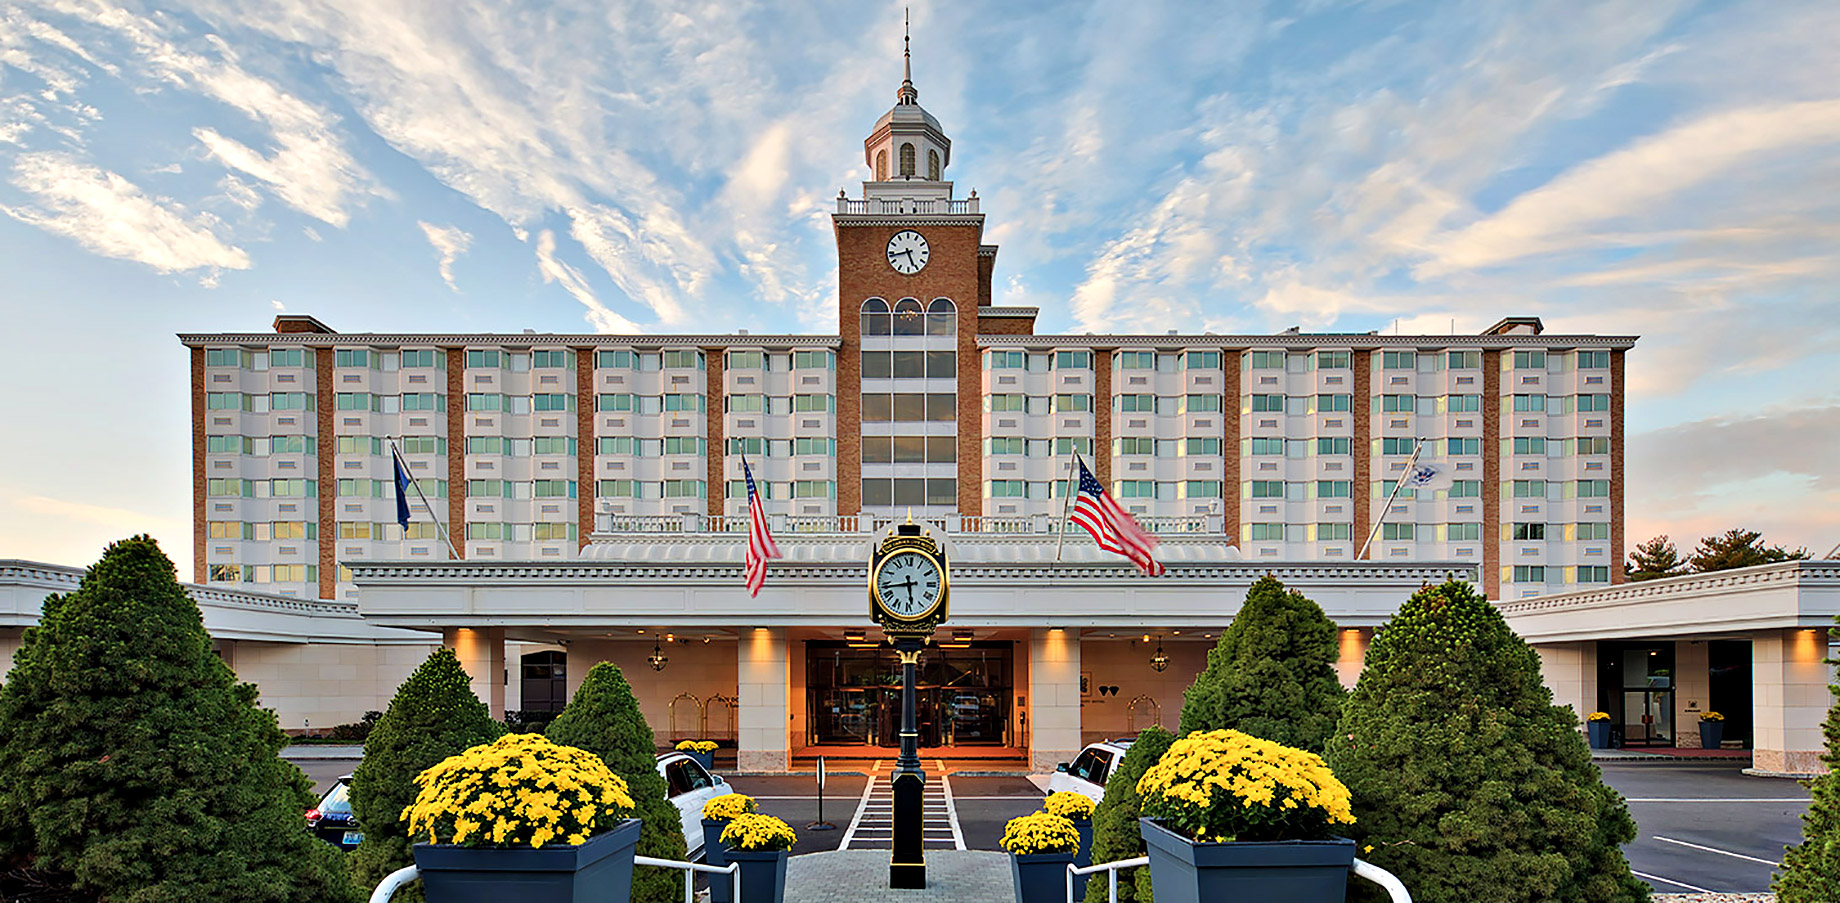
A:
[648,642,668,672]
[1150,636,1169,673]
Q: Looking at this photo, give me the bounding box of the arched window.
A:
[860,297,890,336]
[926,297,956,335]
[875,150,888,182]
[927,150,941,181]
[899,143,916,178]
[892,297,924,336]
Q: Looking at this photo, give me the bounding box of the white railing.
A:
[368,857,739,903]
[835,197,979,215]
[1066,856,1411,903]
[598,512,1226,537]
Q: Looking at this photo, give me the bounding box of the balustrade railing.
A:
[835,197,979,215]
[596,512,1224,536]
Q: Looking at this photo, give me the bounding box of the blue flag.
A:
[393,450,412,530]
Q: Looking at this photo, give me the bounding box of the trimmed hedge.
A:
[1775,618,1840,901]
[1178,574,1345,752]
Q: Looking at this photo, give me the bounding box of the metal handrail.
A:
[368,856,741,903]
[1066,855,1412,903]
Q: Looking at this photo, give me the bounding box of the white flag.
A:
[1404,460,1453,491]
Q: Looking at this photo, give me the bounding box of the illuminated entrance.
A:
[806,641,1012,747]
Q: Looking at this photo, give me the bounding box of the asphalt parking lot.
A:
[300,756,1813,894]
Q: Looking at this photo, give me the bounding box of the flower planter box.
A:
[726,848,789,903]
[1009,850,1078,903]
[1587,721,1612,749]
[702,818,734,903]
[687,749,715,771]
[1139,818,1354,903]
[1699,721,1724,750]
[413,817,640,903]
[1070,818,1093,902]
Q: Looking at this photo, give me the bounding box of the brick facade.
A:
[1350,350,1372,553]
[444,347,466,560]
[314,347,336,599]
[1610,349,1627,584]
[575,346,595,548]
[1093,350,1113,486]
[704,347,726,517]
[1482,349,1503,600]
[191,346,206,583]
[1221,355,1239,546]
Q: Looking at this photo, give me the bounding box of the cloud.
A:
[417,221,472,292]
[2,151,249,274]
[534,229,641,334]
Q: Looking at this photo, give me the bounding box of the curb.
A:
[1742,768,1819,780]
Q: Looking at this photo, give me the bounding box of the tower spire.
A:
[898,8,918,105]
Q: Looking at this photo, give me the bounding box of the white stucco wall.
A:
[563,639,741,748]
[220,639,441,730]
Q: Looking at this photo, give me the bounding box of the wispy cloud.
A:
[534,229,641,334]
[417,221,472,292]
[2,151,248,275]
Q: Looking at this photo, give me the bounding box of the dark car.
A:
[306,775,362,851]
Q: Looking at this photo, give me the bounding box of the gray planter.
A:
[1699,721,1725,750]
[687,749,715,771]
[1071,818,1093,902]
[726,848,789,903]
[1009,850,1078,903]
[1587,721,1612,749]
[702,818,733,903]
[1140,818,1354,903]
[412,817,640,903]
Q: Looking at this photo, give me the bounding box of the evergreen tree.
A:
[1689,527,1810,573]
[349,647,504,898]
[1177,575,1345,751]
[1327,580,1647,903]
[1774,618,1840,901]
[547,662,687,903]
[1083,727,1174,903]
[1624,535,1686,581]
[0,535,355,902]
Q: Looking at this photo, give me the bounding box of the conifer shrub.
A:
[1082,726,1174,903]
[349,647,504,899]
[1178,574,1345,751]
[1773,621,1840,901]
[1326,579,1647,903]
[546,662,688,903]
[0,535,355,902]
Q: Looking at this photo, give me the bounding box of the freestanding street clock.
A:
[868,521,947,888]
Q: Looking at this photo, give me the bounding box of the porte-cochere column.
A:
[738,627,791,772]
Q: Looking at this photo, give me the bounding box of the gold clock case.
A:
[869,530,950,634]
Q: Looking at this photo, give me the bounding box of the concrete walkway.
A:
[785,850,1009,903]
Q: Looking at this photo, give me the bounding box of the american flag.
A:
[1070,455,1164,576]
[743,455,781,596]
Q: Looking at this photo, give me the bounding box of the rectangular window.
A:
[532,393,574,412]
[793,394,834,413]
[400,349,441,369]
[1316,351,1351,369]
[1512,394,1547,412]
[661,437,703,456]
[466,350,503,369]
[1247,523,1285,541]
[1513,480,1547,498]
[1117,350,1157,370]
[1249,394,1285,413]
[793,350,833,370]
[1115,437,1155,456]
[1117,394,1156,413]
[1513,565,1547,583]
[1447,351,1481,370]
[1375,394,1411,413]
[1447,522,1482,541]
[1512,436,1548,455]
[336,349,371,368]
[663,394,704,412]
[593,393,632,412]
[1053,394,1092,413]
[1382,523,1415,540]
[1317,523,1353,541]
[1184,480,1222,498]
[1185,437,1221,456]
[1247,437,1285,456]
[1446,394,1481,412]
[531,349,573,369]
[533,479,577,498]
[662,479,706,498]
[1382,351,1416,369]
[1317,480,1351,498]
[1577,394,1612,412]
[987,479,1026,498]
[1185,394,1222,413]
[987,350,1026,369]
[1249,480,1285,499]
[1447,437,1481,456]
[1115,480,1157,498]
[662,350,702,369]
[1247,351,1285,369]
[1449,480,1482,498]
[1315,437,1350,456]
[467,393,502,412]
[1054,437,1093,456]
[1578,350,1610,369]
[1184,350,1220,369]
[1313,394,1351,413]
[1576,479,1611,498]
[987,437,1025,455]
[1574,522,1612,540]
[596,479,635,497]
[1513,522,1547,541]
[596,350,632,369]
[1577,566,1612,583]
[1380,437,1416,456]
[401,392,445,412]
[1513,350,1547,370]
[727,350,764,370]
[1575,436,1612,455]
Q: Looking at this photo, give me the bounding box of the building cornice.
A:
[978,334,1640,350]
[979,307,1039,318]
[178,333,842,349]
[1497,560,1840,617]
[346,559,1475,585]
[832,214,985,229]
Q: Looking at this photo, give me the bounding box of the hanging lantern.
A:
[648,642,668,672]
[1150,636,1169,673]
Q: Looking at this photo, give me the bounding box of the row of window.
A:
[595,437,707,456]
[863,351,956,379]
[723,438,836,457]
[207,478,318,498]
[859,298,956,337]
[468,436,580,456]
[1239,479,1610,501]
[593,350,704,371]
[720,480,837,500]
[207,521,318,540]
[595,480,710,499]
[725,394,835,413]
[205,347,320,369]
[595,394,707,413]
[465,479,578,499]
[464,522,579,541]
[205,392,316,412]
[1507,565,1613,584]
[205,435,319,455]
[725,350,835,371]
[206,564,317,583]
[863,435,958,464]
[863,478,956,507]
[864,393,956,422]
[337,392,448,412]
[984,350,1096,371]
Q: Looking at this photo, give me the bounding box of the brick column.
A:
[1482,350,1503,599]
[1610,349,1627,583]
[190,346,207,583]
[1093,350,1113,486]
[314,347,335,599]
[838,323,862,517]
[1350,350,1372,553]
[445,626,506,718]
[445,347,466,559]
[1753,628,1832,776]
[575,346,595,549]
[957,299,982,517]
[1222,351,1240,545]
[1029,628,1082,773]
[704,347,726,517]
[737,627,791,772]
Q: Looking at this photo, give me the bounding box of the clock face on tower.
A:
[873,550,944,620]
[886,230,930,275]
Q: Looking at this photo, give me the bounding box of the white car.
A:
[1046,739,1135,805]
[656,751,728,858]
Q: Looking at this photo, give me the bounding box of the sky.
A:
[2,0,1838,574]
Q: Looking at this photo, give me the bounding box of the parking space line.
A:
[1632,871,1712,893]
[1652,835,1781,866]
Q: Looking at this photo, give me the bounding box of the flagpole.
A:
[1357,438,1424,561]
[1054,452,1080,562]
[393,439,460,560]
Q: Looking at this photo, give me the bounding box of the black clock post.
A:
[889,633,927,888]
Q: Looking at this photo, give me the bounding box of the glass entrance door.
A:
[806,641,1012,748]
[1618,645,1674,747]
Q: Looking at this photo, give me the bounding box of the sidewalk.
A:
[1592,747,1753,763]
[784,850,1008,903]
[280,744,364,760]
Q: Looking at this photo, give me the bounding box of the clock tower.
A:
[835,22,994,518]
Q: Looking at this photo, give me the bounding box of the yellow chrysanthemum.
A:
[1043,791,1096,821]
[1000,812,1080,855]
[1135,729,1355,843]
[401,733,637,849]
[703,793,759,821]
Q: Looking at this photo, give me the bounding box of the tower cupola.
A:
[864,12,951,183]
